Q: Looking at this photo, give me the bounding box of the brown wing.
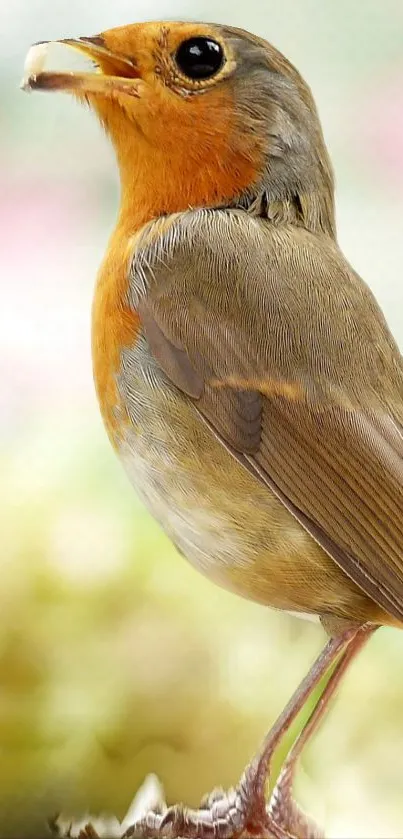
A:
[130,209,403,621]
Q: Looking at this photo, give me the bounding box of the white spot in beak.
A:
[21,42,49,90]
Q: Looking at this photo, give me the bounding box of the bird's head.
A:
[23,21,335,235]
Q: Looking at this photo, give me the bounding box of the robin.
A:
[22,21,403,839]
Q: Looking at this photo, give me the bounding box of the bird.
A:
[22,20,403,839]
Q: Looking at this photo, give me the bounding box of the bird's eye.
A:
[175,37,224,81]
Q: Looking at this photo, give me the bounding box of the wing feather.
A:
[130,209,403,620]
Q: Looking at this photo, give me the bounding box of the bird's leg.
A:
[267,623,376,839]
[123,625,371,839]
[224,625,362,838]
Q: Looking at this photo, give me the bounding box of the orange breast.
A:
[92,221,140,445]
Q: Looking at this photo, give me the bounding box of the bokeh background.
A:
[3,0,403,837]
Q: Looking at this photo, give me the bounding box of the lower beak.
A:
[21,37,141,97]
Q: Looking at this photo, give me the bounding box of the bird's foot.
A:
[123,782,270,838]
[122,764,323,839]
[50,770,323,839]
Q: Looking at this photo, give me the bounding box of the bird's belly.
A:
[114,337,378,622]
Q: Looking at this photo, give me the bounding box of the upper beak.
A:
[21,36,141,97]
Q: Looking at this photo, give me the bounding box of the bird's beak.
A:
[21,37,141,98]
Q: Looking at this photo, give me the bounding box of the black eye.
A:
[175,37,224,81]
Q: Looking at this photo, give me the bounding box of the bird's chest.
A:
[91,225,322,614]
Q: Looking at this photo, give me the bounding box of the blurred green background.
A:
[3,0,403,837]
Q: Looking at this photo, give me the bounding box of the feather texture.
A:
[129,208,403,622]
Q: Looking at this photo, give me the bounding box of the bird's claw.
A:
[50,769,324,839]
[122,778,291,839]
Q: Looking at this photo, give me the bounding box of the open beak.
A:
[21,36,141,98]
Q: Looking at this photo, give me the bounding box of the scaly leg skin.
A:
[123,625,375,839]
